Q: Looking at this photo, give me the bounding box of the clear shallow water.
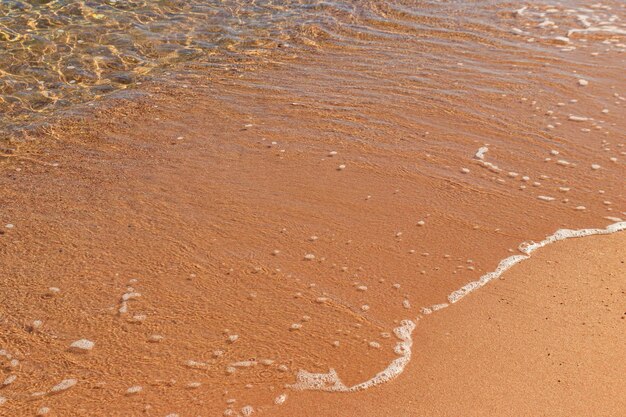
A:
[2,0,624,150]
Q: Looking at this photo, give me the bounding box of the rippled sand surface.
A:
[0,1,625,416]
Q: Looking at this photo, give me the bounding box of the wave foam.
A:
[291,221,626,394]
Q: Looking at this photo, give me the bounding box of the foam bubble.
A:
[291,320,416,392]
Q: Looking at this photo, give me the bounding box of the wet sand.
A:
[1,1,625,415]
[280,230,626,417]
[0,79,624,415]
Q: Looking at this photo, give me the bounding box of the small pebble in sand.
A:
[5,224,14,229]
[290,323,302,330]
[274,394,288,405]
[602,109,609,114]
[591,164,601,170]
[148,334,164,343]
[402,299,411,309]
[337,164,346,171]
[315,297,329,303]
[37,407,50,415]
[460,168,470,174]
[328,151,337,157]
[272,249,280,256]
[187,382,202,389]
[577,79,588,86]
[550,150,559,155]
[277,365,289,372]
[227,335,239,343]
[50,379,77,393]
[126,386,143,395]
[568,115,588,122]
[559,187,570,192]
[575,206,586,211]
[32,320,43,330]
[392,283,400,289]
[69,339,94,353]
[417,220,425,226]
[357,285,368,292]
[309,236,318,241]
[368,341,381,349]
[332,341,340,347]
[304,253,315,260]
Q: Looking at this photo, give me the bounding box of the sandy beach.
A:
[1,1,625,416]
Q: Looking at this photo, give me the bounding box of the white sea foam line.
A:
[291,221,626,393]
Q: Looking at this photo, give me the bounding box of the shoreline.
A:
[280,229,626,416]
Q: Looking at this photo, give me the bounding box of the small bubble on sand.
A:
[213,350,224,358]
[2,375,16,386]
[126,386,143,395]
[337,164,346,170]
[290,323,302,330]
[368,341,381,349]
[274,394,288,405]
[577,79,589,86]
[48,287,61,295]
[328,151,337,157]
[309,235,318,241]
[575,206,586,211]
[50,378,77,393]
[538,196,555,202]
[241,406,254,416]
[69,339,94,353]
[4,224,14,229]
[130,314,147,323]
[185,360,208,369]
[361,305,370,311]
[31,320,43,330]
[304,253,315,260]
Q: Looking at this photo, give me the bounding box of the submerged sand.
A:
[0,80,623,415]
